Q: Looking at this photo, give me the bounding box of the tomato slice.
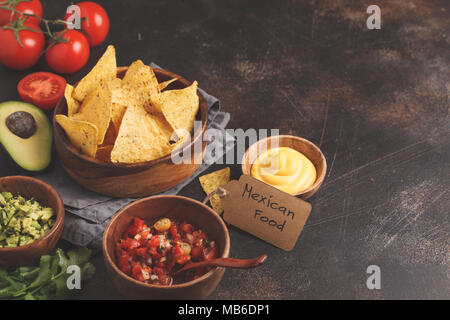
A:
[17,72,66,110]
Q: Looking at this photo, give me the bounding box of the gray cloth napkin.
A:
[37,64,235,248]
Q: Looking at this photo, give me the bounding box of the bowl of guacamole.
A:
[0,176,64,269]
[0,192,55,248]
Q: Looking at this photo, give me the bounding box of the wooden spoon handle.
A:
[173,254,268,275]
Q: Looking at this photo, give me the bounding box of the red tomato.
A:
[180,222,193,234]
[64,1,109,47]
[203,245,219,260]
[131,262,142,277]
[118,253,131,274]
[159,275,172,286]
[17,72,66,110]
[148,235,161,248]
[0,23,44,70]
[45,30,89,74]
[169,224,178,238]
[173,245,189,264]
[0,0,43,26]
[135,247,148,257]
[152,266,166,275]
[191,246,203,260]
[125,217,145,237]
[123,238,140,250]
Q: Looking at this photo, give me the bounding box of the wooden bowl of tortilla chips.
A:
[53,46,208,197]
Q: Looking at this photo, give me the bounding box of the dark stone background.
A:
[0,0,448,299]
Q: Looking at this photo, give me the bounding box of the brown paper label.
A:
[222,175,312,251]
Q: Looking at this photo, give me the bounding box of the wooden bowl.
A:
[53,67,208,198]
[102,195,230,300]
[241,135,327,199]
[0,176,64,269]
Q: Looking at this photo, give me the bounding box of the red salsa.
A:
[115,217,219,285]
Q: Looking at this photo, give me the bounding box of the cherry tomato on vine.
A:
[0,22,44,70]
[0,0,43,26]
[45,29,90,74]
[17,72,66,110]
[64,1,109,47]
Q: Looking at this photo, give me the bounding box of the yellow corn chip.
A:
[199,167,231,214]
[110,87,130,106]
[64,84,80,116]
[111,103,127,131]
[73,45,117,101]
[55,115,98,157]
[158,78,177,91]
[72,81,112,145]
[108,77,122,89]
[148,110,176,141]
[111,105,172,163]
[121,60,159,111]
[108,78,126,105]
[151,81,199,136]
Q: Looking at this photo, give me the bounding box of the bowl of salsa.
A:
[102,195,230,300]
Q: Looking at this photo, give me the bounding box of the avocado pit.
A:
[6,111,37,139]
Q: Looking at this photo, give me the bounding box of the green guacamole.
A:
[0,192,55,248]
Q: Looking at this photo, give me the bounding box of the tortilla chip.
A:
[111,103,127,131]
[73,45,117,101]
[72,81,112,145]
[121,60,159,111]
[169,136,185,152]
[55,115,98,157]
[199,167,231,214]
[158,78,177,91]
[111,106,172,163]
[64,84,80,116]
[151,81,199,136]
[110,87,130,106]
[108,77,122,89]
[108,78,127,105]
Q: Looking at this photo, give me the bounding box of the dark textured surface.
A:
[0,0,449,299]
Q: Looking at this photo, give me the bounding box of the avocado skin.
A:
[0,143,56,176]
[0,101,53,174]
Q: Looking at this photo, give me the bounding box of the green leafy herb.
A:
[0,247,95,300]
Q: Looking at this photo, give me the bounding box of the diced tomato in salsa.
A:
[115,217,218,286]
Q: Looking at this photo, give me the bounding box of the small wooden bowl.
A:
[0,176,64,269]
[53,67,208,198]
[242,135,327,199]
[102,195,230,300]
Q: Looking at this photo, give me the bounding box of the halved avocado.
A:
[0,101,52,172]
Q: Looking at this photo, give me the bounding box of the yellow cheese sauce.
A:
[251,147,317,195]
